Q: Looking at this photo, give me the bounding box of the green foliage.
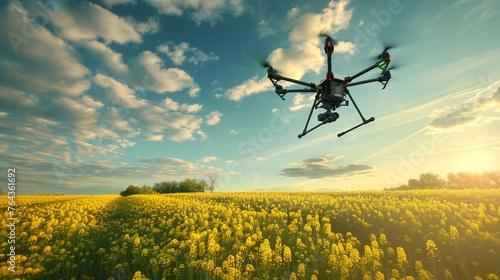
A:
[393,170,500,190]
[152,178,208,194]
[120,185,156,196]
[120,185,144,196]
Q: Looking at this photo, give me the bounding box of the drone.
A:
[264,36,394,138]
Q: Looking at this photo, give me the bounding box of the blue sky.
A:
[1,0,499,194]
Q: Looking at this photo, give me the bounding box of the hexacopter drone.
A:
[264,36,393,138]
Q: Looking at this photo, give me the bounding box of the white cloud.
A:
[270,0,355,78]
[158,41,218,66]
[164,97,179,111]
[83,40,128,74]
[146,134,164,141]
[46,2,143,44]
[199,156,218,163]
[130,17,161,35]
[206,111,223,126]
[225,0,355,101]
[92,75,207,142]
[180,103,203,113]
[289,94,316,112]
[225,75,272,101]
[287,7,301,18]
[93,74,147,108]
[289,0,353,43]
[132,51,200,95]
[143,0,245,25]
[0,2,90,97]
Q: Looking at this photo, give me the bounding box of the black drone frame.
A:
[266,36,393,138]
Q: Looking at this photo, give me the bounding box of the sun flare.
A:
[457,152,493,172]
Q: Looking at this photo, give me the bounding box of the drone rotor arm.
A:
[267,70,317,100]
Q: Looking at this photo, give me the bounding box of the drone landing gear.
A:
[337,89,375,137]
[298,112,339,138]
[298,92,341,138]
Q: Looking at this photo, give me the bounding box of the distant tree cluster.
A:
[152,178,208,194]
[120,178,211,196]
[120,185,156,196]
[392,170,500,190]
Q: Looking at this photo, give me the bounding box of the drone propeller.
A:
[241,45,282,73]
[258,59,272,69]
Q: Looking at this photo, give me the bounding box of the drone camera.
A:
[318,111,339,123]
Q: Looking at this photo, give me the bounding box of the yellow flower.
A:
[42,246,51,254]
[298,263,306,277]
[283,246,292,263]
[259,239,273,265]
[134,237,141,247]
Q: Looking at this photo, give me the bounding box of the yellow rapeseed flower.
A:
[298,263,306,277]
[283,246,292,263]
[41,246,51,255]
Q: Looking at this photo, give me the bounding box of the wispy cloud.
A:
[427,85,500,131]
[281,154,375,179]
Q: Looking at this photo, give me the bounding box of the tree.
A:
[406,172,446,189]
[207,172,220,192]
[142,185,155,194]
[179,178,207,192]
[120,185,144,196]
[153,181,179,194]
[151,179,207,194]
[447,170,500,189]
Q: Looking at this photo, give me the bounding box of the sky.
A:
[0,0,499,194]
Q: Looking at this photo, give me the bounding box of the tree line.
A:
[391,170,500,190]
[120,176,218,196]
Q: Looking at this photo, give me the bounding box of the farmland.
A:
[1,190,500,279]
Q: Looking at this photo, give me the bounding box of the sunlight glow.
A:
[457,152,493,172]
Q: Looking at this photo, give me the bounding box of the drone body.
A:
[265,36,393,138]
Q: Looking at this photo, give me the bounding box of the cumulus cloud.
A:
[92,75,207,142]
[131,16,161,35]
[143,0,245,25]
[199,156,218,163]
[206,111,223,126]
[158,41,218,66]
[281,154,375,179]
[131,51,200,96]
[270,0,355,78]
[225,0,355,101]
[44,2,143,44]
[146,134,164,141]
[1,2,90,96]
[224,75,272,101]
[93,74,147,108]
[180,103,203,113]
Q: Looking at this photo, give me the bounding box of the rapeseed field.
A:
[1,190,499,279]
